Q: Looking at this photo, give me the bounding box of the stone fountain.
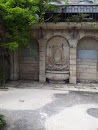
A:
[46,36,70,83]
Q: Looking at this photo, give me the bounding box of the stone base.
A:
[49,80,66,84]
[46,70,69,84]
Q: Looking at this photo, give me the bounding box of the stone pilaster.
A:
[38,39,47,82]
[10,49,19,80]
[69,47,77,84]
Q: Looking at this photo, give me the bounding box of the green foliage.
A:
[52,16,61,23]
[30,49,39,57]
[91,22,96,28]
[66,14,93,23]
[0,115,6,129]
[0,0,57,50]
[64,0,69,5]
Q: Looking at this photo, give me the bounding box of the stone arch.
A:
[77,36,98,83]
[46,35,69,47]
[77,36,98,50]
[46,36,70,83]
[44,30,70,42]
[19,38,39,80]
[79,33,98,42]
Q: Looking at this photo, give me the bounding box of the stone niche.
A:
[46,36,70,83]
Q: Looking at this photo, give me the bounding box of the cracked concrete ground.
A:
[0,82,98,130]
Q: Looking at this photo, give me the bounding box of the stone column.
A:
[10,49,19,80]
[38,39,47,82]
[69,48,77,84]
[68,39,78,84]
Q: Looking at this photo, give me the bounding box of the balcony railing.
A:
[44,4,98,22]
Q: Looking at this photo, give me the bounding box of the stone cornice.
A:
[32,22,98,30]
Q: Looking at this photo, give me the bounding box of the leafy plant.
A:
[65,14,93,23]
[0,0,57,50]
[64,0,69,5]
[53,15,61,23]
[0,115,6,129]
[91,22,96,28]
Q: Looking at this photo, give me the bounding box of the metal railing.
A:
[44,4,98,22]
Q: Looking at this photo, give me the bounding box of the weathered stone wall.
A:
[19,56,39,80]
[10,49,19,80]
[10,22,98,84]
[77,37,98,83]
[19,39,39,80]
[77,37,98,50]
[31,23,98,84]
[77,59,97,83]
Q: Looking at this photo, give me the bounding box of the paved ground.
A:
[4,80,98,92]
[0,81,98,130]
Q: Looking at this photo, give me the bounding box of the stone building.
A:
[9,0,98,84]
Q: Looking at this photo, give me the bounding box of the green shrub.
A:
[0,115,6,129]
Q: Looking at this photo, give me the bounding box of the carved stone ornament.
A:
[46,36,69,71]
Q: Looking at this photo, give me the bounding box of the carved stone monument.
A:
[46,36,70,83]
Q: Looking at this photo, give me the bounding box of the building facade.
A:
[10,22,98,84]
[9,0,98,84]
